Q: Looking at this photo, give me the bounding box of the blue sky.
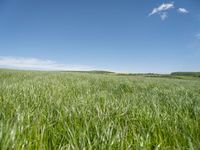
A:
[0,0,200,73]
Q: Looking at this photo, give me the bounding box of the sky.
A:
[0,0,200,73]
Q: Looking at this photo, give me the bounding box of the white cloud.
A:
[196,33,200,40]
[177,8,189,14]
[149,2,174,16]
[160,12,168,21]
[149,2,189,20]
[0,56,94,71]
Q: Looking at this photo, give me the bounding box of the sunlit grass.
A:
[0,70,200,149]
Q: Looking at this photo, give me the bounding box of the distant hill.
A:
[88,70,115,74]
[60,70,115,74]
[171,72,200,77]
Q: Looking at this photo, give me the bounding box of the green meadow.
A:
[0,69,200,149]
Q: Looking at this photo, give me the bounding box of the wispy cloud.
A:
[196,33,200,40]
[149,2,189,20]
[177,8,189,14]
[160,12,168,21]
[149,2,174,16]
[0,56,94,71]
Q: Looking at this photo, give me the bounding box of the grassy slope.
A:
[0,70,200,149]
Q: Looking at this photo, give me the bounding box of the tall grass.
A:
[0,70,200,149]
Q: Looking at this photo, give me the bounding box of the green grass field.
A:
[0,70,200,149]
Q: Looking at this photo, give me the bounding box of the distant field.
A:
[0,70,200,149]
